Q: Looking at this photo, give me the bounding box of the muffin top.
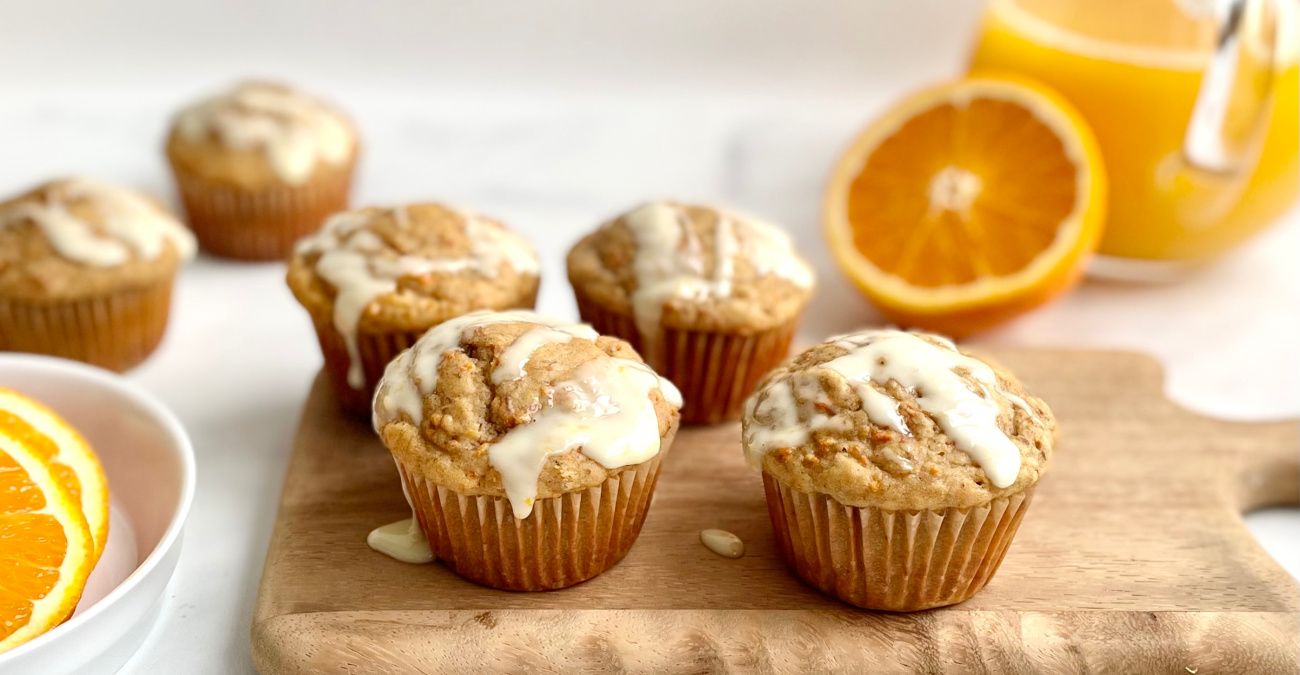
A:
[742,329,1055,511]
[0,177,196,299]
[566,201,815,335]
[287,203,540,389]
[373,310,681,519]
[166,81,356,188]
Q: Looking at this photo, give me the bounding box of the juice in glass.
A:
[969,0,1298,270]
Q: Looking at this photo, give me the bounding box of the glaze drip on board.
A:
[296,207,539,389]
[368,464,435,564]
[366,518,434,564]
[0,177,196,267]
[620,201,814,358]
[744,329,1030,488]
[175,81,355,185]
[374,310,681,520]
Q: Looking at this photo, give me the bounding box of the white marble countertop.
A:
[1,3,1297,669]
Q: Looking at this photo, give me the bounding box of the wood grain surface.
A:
[252,349,1299,673]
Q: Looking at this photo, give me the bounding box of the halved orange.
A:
[0,388,109,560]
[825,75,1106,335]
[0,428,95,653]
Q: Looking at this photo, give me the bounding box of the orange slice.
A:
[0,389,109,560]
[0,428,95,652]
[825,76,1106,335]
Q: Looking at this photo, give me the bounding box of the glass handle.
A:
[1182,0,1280,175]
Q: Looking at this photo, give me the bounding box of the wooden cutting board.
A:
[251,349,1299,674]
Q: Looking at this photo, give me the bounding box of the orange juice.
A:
[969,0,1298,264]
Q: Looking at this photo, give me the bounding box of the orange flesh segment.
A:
[0,452,69,642]
[0,412,84,509]
[845,97,1079,288]
[0,390,109,561]
[0,429,94,651]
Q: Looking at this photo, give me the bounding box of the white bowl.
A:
[0,354,194,675]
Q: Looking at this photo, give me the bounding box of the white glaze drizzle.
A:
[373,309,562,424]
[368,460,435,564]
[175,82,354,185]
[743,329,1031,488]
[742,380,808,460]
[856,383,909,434]
[491,324,599,384]
[373,310,681,519]
[741,376,856,469]
[366,518,434,564]
[489,356,677,518]
[621,201,814,357]
[0,178,196,266]
[297,206,539,389]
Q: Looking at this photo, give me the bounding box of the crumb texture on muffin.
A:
[287,204,540,388]
[374,310,681,518]
[167,81,355,186]
[0,177,195,298]
[567,201,815,335]
[743,329,1055,511]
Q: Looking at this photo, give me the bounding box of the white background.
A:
[1,1,1296,672]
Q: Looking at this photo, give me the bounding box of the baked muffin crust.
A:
[288,204,539,330]
[0,178,195,299]
[165,81,356,188]
[566,201,814,334]
[743,329,1055,511]
[287,203,540,390]
[374,311,681,518]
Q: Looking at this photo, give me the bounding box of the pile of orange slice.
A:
[0,389,109,653]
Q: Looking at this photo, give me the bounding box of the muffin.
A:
[742,329,1055,611]
[567,201,815,424]
[373,309,682,591]
[287,203,540,414]
[165,80,358,260]
[0,177,195,371]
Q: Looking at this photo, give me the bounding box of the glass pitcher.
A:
[969,0,1298,278]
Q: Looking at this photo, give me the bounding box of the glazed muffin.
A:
[373,310,682,591]
[287,203,540,414]
[742,329,1055,611]
[567,201,815,424]
[0,177,195,371]
[165,81,358,260]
